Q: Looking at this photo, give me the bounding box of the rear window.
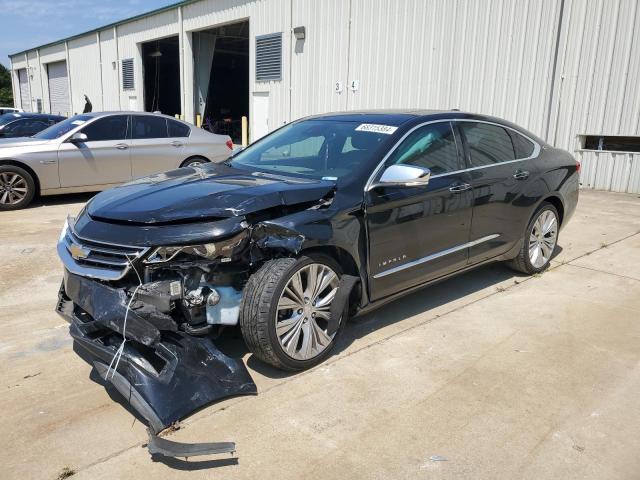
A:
[168,119,190,137]
[509,130,535,158]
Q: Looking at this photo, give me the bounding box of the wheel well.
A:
[300,245,362,312]
[180,155,210,168]
[0,160,40,196]
[543,195,564,226]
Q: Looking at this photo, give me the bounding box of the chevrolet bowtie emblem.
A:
[69,244,90,260]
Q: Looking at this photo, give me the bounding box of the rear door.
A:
[130,115,178,178]
[58,115,132,188]
[458,121,540,263]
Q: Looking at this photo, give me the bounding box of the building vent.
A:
[122,58,135,90]
[256,33,282,81]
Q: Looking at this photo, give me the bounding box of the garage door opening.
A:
[193,21,249,144]
[142,35,180,117]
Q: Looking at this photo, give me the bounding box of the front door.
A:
[366,121,473,301]
[58,115,131,188]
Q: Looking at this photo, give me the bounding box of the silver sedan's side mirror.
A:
[69,132,88,143]
[369,164,431,190]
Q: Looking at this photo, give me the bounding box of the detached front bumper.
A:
[57,271,257,433]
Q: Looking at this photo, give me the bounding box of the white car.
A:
[0,111,233,210]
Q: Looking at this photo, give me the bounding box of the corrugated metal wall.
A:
[8,0,640,192]
[578,151,640,193]
[345,0,562,138]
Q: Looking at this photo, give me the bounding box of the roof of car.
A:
[79,111,182,120]
[0,112,65,123]
[307,109,544,142]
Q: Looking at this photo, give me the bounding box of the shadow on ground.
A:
[241,259,536,378]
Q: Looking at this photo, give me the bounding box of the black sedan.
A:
[0,112,65,138]
[56,110,579,430]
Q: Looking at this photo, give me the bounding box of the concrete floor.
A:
[1,189,640,479]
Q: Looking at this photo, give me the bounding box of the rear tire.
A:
[239,254,345,371]
[180,156,209,168]
[507,202,559,275]
[0,165,36,211]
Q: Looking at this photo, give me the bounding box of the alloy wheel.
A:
[0,172,28,205]
[529,209,558,268]
[275,263,340,360]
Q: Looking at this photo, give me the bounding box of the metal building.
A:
[9,0,640,193]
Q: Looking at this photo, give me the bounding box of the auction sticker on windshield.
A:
[355,123,398,134]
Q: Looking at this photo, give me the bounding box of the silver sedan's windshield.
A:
[33,115,92,140]
[229,120,392,179]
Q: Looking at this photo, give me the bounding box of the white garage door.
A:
[18,69,31,112]
[48,61,70,116]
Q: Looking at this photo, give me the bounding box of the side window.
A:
[508,130,535,158]
[3,120,25,134]
[460,122,515,166]
[387,122,461,175]
[23,120,48,135]
[81,116,129,142]
[168,120,190,138]
[132,116,168,139]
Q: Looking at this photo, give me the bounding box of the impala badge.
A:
[379,254,407,269]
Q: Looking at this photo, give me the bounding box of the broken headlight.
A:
[144,243,219,264]
[144,232,248,265]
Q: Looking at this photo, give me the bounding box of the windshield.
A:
[33,115,92,140]
[229,120,393,180]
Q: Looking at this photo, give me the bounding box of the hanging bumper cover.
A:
[56,271,257,434]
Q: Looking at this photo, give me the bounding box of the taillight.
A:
[226,139,233,150]
[576,159,581,172]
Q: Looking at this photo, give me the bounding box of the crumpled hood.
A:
[87,164,336,224]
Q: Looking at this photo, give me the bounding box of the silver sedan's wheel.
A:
[528,209,558,268]
[276,263,339,361]
[0,172,28,206]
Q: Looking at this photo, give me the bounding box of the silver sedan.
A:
[0,111,233,210]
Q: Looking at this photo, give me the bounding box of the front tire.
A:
[507,202,559,274]
[0,165,36,210]
[239,255,345,371]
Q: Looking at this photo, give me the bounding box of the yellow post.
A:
[196,114,202,128]
[241,116,248,147]
[175,114,180,119]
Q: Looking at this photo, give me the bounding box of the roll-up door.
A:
[48,61,70,116]
[18,69,31,112]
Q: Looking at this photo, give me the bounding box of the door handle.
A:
[115,143,128,150]
[449,183,471,192]
[171,141,183,147]
[513,170,530,180]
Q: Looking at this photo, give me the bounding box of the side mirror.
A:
[369,164,431,190]
[69,132,88,143]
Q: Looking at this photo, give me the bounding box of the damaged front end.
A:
[54,166,350,434]
[56,217,259,433]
